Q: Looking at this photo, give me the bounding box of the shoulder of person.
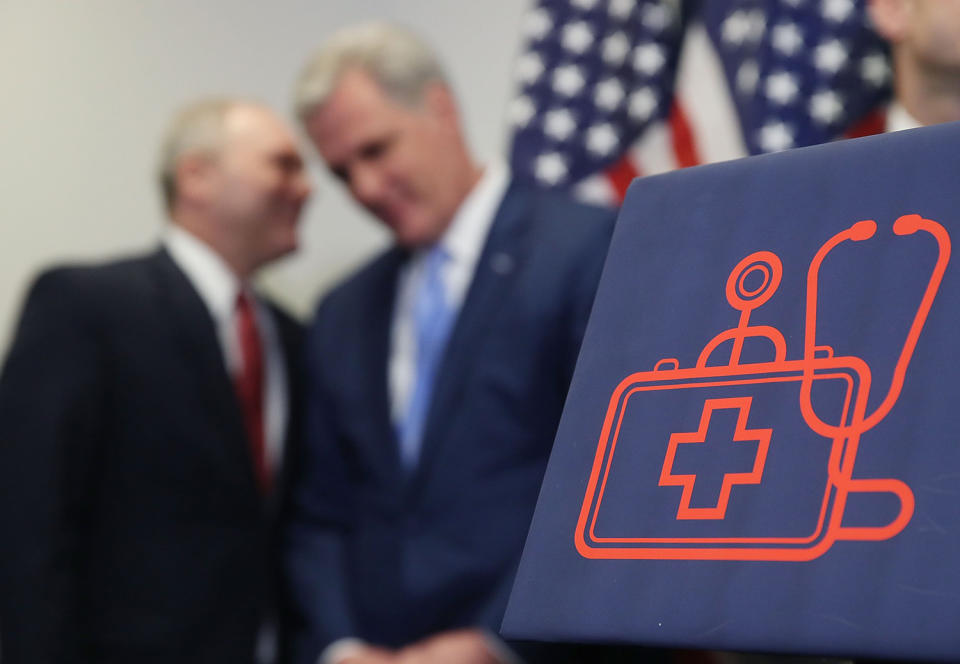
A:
[23,250,159,314]
[502,185,616,267]
[510,181,617,241]
[516,180,616,221]
[313,245,406,319]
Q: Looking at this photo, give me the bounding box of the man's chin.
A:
[262,238,299,266]
[388,224,420,249]
[388,219,443,250]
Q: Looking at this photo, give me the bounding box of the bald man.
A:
[0,99,311,663]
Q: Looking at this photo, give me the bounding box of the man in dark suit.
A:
[0,98,312,663]
[286,23,616,664]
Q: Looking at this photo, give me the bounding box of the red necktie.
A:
[235,291,270,494]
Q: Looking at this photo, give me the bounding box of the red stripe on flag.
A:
[844,107,886,139]
[669,101,701,168]
[605,154,642,204]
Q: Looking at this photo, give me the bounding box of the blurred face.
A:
[873,0,960,72]
[208,105,312,272]
[304,68,471,249]
[903,0,960,72]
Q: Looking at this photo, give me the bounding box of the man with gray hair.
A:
[285,22,616,664]
[0,98,311,663]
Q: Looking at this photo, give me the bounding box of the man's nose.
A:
[294,171,313,201]
[349,164,384,206]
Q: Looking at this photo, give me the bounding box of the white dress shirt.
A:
[885,102,923,133]
[162,224,288,474]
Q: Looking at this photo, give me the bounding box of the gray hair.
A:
[294,22,448,124]
[157,98,239,212]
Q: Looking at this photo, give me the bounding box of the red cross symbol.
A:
[659,396,772,520]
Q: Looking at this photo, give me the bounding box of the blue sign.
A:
[503,122,960,661]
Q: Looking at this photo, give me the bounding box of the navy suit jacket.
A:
[285,181,616,661]
[0,249,303,664]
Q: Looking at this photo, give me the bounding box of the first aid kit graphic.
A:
[576,215,951,561]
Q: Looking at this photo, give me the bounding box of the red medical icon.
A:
[576,215,951,561]
[660,397,772,521]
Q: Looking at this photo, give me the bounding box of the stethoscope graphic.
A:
[576,214,951,561]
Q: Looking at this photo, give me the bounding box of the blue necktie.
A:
[398,245,455,469]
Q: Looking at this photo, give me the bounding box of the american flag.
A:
[509,0,893,204]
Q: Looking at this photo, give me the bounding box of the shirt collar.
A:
[886,101,924,133]
[434,160,510,266]
[162,224,242,323]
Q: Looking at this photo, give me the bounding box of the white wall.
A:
[0,0,527,350]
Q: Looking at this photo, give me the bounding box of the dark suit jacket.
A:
[284,181,616,661]
[0,248,303,664]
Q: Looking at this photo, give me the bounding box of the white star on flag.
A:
[861,52,890,87]
[772,22,804,56]
[737,60,760,95]
[522,9,553,40]
[535,152,568,185]
[595,78,625,111]
[508,96,536,128]
[766,71,800,105]
[822,0,855,23]
[758,122,795,153]
[810,90,845,125]
[641,4,672,32]
[628,87,659,121]
[515,53,545,84]
[562,21,594,54]
[586,123,619,156]
[603,32,631,66]
[544,108,577,140]
[814,39,848,74]
[552,64,585,96]
[746,11,767,44]
[723,11,751,47]
[633,42,667,75]
[608,0,635,20]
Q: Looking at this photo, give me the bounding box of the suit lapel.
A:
[268,305,303,511]
[147,248,260,497]
[411,184,534,485]
[361,249,409,480]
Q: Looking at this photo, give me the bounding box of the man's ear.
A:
[868,0,911,43]
[423,82,460,129]
[174,152,217,206]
